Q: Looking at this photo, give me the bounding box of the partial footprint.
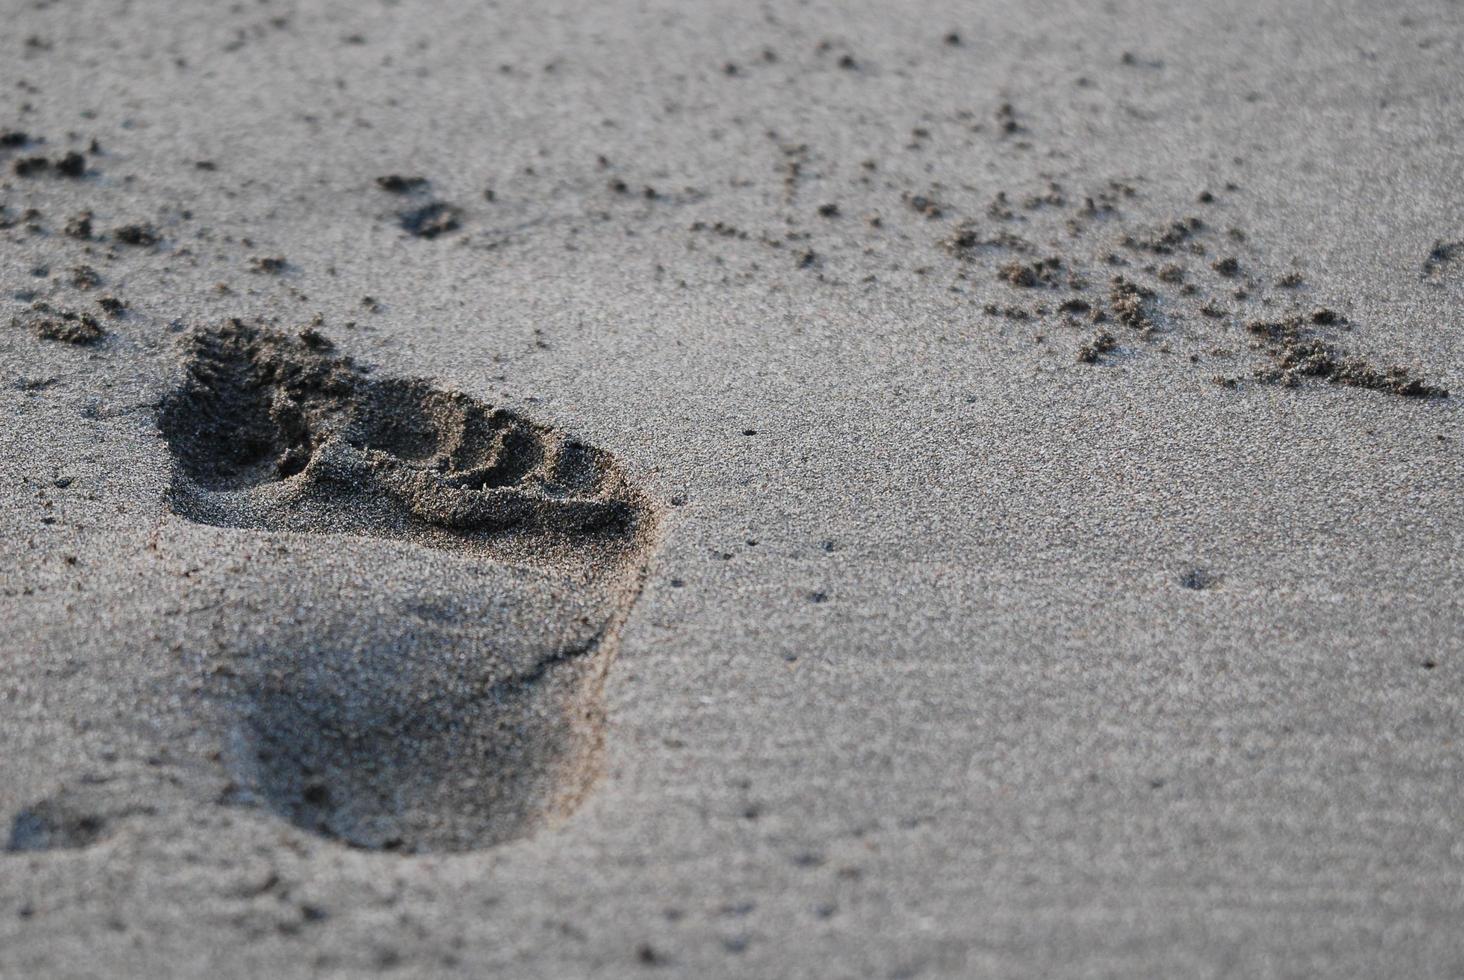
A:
[157,322,661,852]
[6,790,147,853]
[5,766,168,854]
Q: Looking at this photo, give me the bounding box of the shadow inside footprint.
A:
[157,322,661,852]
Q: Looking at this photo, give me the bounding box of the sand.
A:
[2,0,1462,976]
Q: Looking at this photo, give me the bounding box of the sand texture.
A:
[2,0,1462,976]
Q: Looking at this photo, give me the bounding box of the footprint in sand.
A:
[153,321,661,853]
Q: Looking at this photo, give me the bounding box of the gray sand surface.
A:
[2,0,1462,976]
